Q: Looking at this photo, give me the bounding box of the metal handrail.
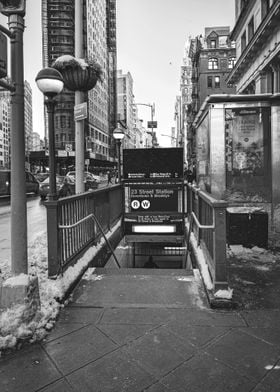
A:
[191,211,214,230]
[59,212,121,269]
[59,214,93,229]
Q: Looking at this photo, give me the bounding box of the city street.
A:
[0,178,112,276]
[0,197,46,275]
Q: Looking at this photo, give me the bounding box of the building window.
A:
[214,76,220,88]
[210,40,216,48]
[248,17,254,42]
[219,36,228,48]
[228,57,236,69]
[261,0,270,19]
[208,57,218,70]
[241,31,247,52]
[207,76,213,88]
[241,0,248,10]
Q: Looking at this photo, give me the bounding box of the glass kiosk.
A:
[194,94,280,246]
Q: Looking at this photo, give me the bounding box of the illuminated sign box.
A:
[132,225,176,234]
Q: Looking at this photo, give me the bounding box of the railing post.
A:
[45,200,60,277]
[212,202,228,291]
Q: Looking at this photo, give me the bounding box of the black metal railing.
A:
[185,182,228,290]
[45,184,123,277]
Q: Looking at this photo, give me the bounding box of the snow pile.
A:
[176,276,193,282]
[82,269,104,281]
[0,220,121,355]
[227,207,265,214]
[186,222,214,291]
[228,244,278,271]
[3,274,30,287]
[214,288,233,299]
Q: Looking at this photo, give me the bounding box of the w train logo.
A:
[131,199,150,210]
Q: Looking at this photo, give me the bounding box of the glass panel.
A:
[197,113,210,191]
[225,107,271,202]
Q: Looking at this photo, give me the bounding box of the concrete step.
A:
[97,267,194,276]
[70,268,209,309]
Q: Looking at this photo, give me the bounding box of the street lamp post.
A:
[113,126,125,183]
[35,67,64,201]
[0,0,27,275]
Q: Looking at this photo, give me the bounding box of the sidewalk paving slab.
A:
[1,267,280,392]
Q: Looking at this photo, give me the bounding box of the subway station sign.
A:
[123,147,184,237]
[129,186,178,212]
[124,184,183,235]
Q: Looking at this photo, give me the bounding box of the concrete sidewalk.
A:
[1,268,280,391]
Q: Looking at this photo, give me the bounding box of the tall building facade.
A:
[0,81,33,168]
[189,26,236,110]
[178,38,193,160]
[0,90,10,168]
[41,0,75,151]
[41,0,118,165]
[174,95,183,147]
[227,0,280,94]
[32,132,41,151]
[186,26,236,167]
[117,69,135,149]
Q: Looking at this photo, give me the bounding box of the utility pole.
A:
[0,1,27,275]
[75,0,85,193]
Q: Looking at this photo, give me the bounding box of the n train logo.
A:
[131,199,150,210]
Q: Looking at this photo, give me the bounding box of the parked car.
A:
[0,170,39,197]
[66,171,101,183]
[65,171,99,190]
[39,175,66,200]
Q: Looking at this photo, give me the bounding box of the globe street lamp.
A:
[113,126,125,183]
[35,67,64,200]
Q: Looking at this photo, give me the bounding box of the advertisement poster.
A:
[227,108,264,176]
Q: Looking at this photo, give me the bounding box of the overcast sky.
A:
[1,0,235,147]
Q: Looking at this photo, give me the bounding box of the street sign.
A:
[147,121,157,128]
[65,143,72,152]
[0,32,7,79]
[74,102,87,121]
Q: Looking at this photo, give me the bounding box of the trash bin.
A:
[226,208,268,248]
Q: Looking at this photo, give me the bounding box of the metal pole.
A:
[75,0,85,193]
[151,105,154,147]
[9,13,27,275]
[45,98,57,200]
[117,140,121,183]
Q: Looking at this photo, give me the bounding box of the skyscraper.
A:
[0,89,10,168]
[41,0,117,167]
